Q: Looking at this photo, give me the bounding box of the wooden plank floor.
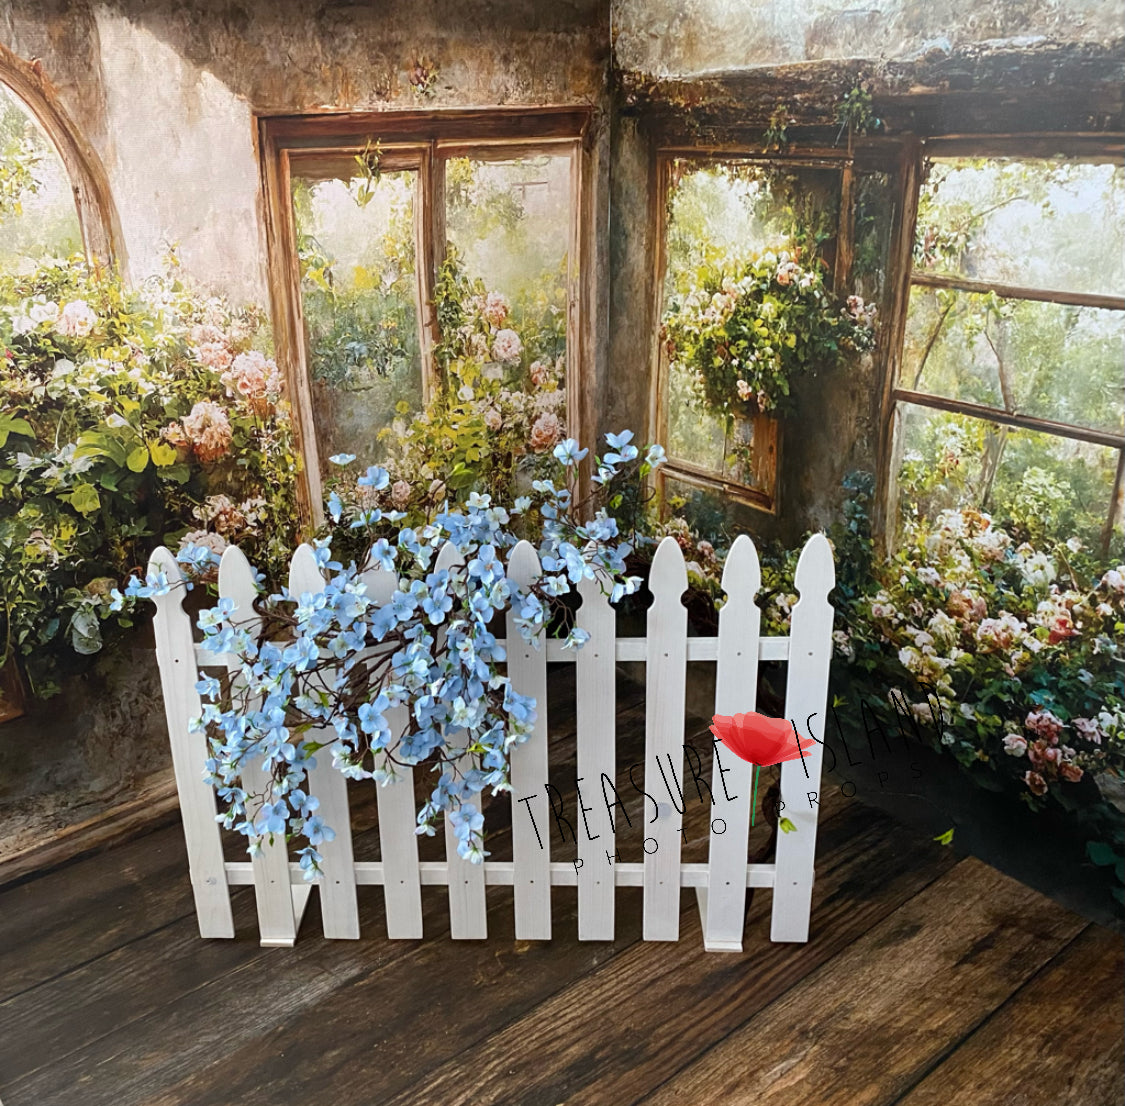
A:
[0,672,1120,1106]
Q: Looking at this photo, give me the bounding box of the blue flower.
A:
[553,438,588,467]
[357,465,390,490]
[328,453,357,466]
[370,538,396,572]
[645,443,667,468]
[327,490,344,523]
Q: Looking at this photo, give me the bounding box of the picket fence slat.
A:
[771,533,836,943]
[362,558,424,940]
[575,572,617,940]
[701,534,762,952]
[289,544,360,940]
[219,545,311,947]
[436,541,488,939]
[149,548,235,939]
[156,531,834,950]
[642,537,689,942]
[506,541,552,940]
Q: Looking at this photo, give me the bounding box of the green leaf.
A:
[68,483,101,515]
[149,440,178,467]
[932,828,955,847]
[779,817,797,834]
[1087,840,1118,867]
[68,608,103,655]
[126,444,150,473]
[0,414,34,448]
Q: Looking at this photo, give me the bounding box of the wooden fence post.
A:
[289,544,359,939]
[219,545,311,947]
[437,541,488,939]
[575,570,617,940]
[771,533,835,943]
[643,537,688,941]
[701,534,762,951]
[506,541,551,940]
[362,557,424,940]
[148,547,234,938]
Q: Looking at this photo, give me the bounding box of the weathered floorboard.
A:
[638,859,1087,1106]
[374,803,954,1106]
[894,924,1124,1106]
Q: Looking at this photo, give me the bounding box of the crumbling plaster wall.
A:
[2,0,612,301]
[612,0,1124,79]
[0,0,612,867]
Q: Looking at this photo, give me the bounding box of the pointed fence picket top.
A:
[148,547,234,938]
[643,536,689,941]
[575,568,618,940]
[361,550,423,939]
[505,540,551,940]
[435,540,488,939]
[289,544,359,939]
[702,534,762,951]
[771,532,835,943]
[218,544,311,947]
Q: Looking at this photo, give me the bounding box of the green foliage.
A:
[834,82,881,145]
[293,174,418,388]
[0,257,299,695]
[762,103,791,154]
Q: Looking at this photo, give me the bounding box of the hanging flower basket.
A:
[662,250,877,420]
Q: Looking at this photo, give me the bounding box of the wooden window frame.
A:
[879,135,1125,553]
[1,42,120,269]
[258,107,592,530]
[649,148,856,515]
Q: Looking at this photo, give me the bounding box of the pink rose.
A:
[1023,771,1048,797]
[528,412,562,453]
[482,291,509,328]
[490,328,523,364]
[1002,735,1027,757]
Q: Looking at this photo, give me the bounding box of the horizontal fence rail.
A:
[150,533,835,950]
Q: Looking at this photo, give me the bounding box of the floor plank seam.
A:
[624,857,963,1106]
[883,921,1093,1106]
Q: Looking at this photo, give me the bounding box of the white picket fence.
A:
[149,532,834,951]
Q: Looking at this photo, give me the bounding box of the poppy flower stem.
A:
[750,764,760,827]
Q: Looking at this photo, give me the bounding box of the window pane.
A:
[443,155,570,406]
[661,161,839,487]
[664,161,840,285]
[914,157,1125,297]
[853,171,896,302]
[903,285,1125,435]
[0,83,83,269]
[292,170,423,475]
[897,403,1120,546]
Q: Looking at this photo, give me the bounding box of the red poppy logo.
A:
[709,711,816,768]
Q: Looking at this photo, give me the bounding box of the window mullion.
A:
[892,388,1125,450]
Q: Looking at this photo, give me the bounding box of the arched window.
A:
[0,42,119,270]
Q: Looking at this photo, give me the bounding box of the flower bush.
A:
[661,249,876,419]
[840,506,1125,805]
[0,257,298,694]
[127,432,665,873]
